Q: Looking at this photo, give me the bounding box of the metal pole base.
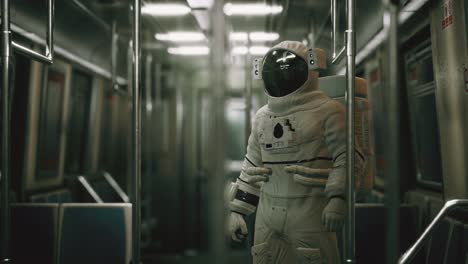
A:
[1,258,12,263]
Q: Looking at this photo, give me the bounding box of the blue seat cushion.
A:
[59,205,128,264]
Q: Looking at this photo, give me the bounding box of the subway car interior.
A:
[0,0,467,263]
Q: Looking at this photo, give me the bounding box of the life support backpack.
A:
[319,76,375,192]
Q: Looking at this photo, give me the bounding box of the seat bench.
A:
[6,203,131,264]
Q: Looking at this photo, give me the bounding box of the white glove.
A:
[322,197,346,232]
[284,165,330,186]
[228,211,248,242]
[243,167,271,188]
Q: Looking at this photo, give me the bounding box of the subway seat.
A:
[405,190,468,263]
[29,189,73,203]
[58,203,132,264]
[10,203,59,264]
[7,203,131,264]
[445,219,468,264]
[341,204,420,264]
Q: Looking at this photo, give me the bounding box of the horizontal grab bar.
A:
[331,46,346,64]
[398,199,468,264]
[12,0,54,64]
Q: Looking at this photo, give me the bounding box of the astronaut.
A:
[227,41,364,264]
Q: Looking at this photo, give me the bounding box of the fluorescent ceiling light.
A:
[224,3,283,16]
[155,32,205,42]
[230,32,279,42]
[230,32,248,42]
[187,0,214,9]
[249,46,270,55]
[168,46,210,55]
[231,46,270,55]
[226,99,246,110]
[249,32,279,42]
[232,46,248,55]
[142,3,191,16]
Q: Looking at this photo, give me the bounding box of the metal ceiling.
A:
[84,0,337,48]
[10,0,387,73]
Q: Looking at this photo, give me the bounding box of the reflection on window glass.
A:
[405,45,443,186]
[225,99,246,161]
[407,56,434,87]
[412,93,443,184]
[36,68,66,181]
[65,71,92,174]
[366,62,386,182]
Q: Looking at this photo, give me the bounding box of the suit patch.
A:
[259,116,299,153]
[274,123,284,138]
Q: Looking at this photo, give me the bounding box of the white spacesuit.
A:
[227,41,364,264]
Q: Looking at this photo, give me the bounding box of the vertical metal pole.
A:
[46,0,53,58]
[384,1,400,263]
[209,0,227,262]
[0,0,12,262]
[331,0,339,58]
[111,20,119,91]
[244,36,252,149]
[131,0,142,263]
[344,0,356,262]
[11,0,54,64]
[143,53,153,247]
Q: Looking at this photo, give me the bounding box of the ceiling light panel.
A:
[142,3,191,17]
[155,32,205,42]
[230,32,280,42]
[224,3,283,16]
[187,0,214,9]
[232,46,248,55]
[249,46,270,55]
[168,46,210,55]
[249,32,279,41]
[230,32,248,42]
[231,46,270,55]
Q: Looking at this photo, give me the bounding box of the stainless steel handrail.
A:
[131,0,142,264]
[398,199,468,264]
[77,176,104,203]
[11,23,127,85]
[209,0,227,262]
[1,0,12,261]
[71,0,111,32]
[344,0,356,262]
[332,46,346,64]
[111,20,127,94]
[103,171,130,203]
[384,0,401,263]
[331,0,338,57]
[331,0,345,64]
[11,0,54,64]
[244,36,252,149]
[2,0,55,262]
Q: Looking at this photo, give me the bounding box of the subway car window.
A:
[365,53,386,188]
[225,98,246,161]
[35,63,69,184]
[65,70,92,174]
[404,40,443,188]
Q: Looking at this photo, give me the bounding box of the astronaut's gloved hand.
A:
[228,211,248,242]
[322,197,346,232]
[243,167,271,187]
[284,165,330,186]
